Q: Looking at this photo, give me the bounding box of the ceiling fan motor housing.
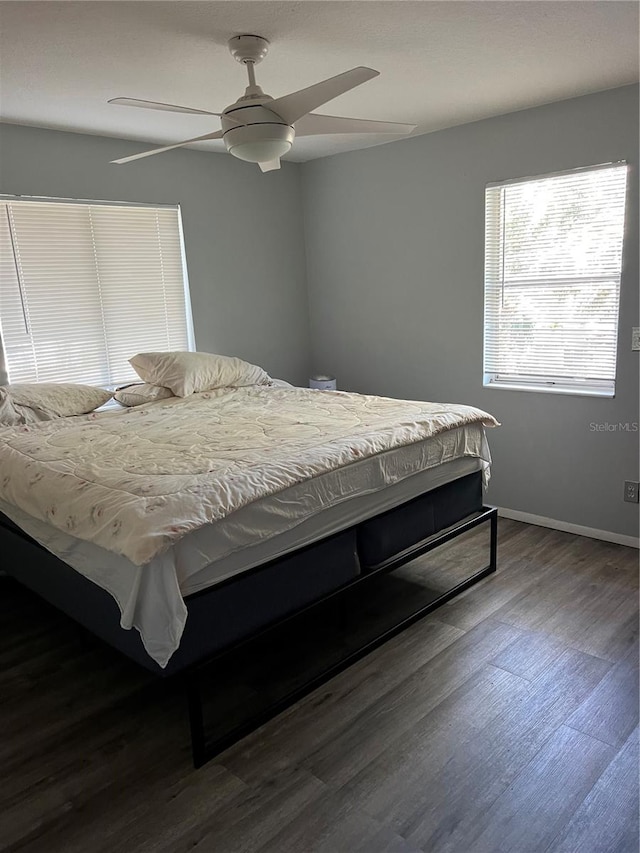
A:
[222,103,294,163]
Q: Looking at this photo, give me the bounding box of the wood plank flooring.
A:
[1,518,638,853]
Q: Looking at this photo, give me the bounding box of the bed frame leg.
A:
[490,506,498,572]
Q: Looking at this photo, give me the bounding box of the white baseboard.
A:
[496,507,640,550]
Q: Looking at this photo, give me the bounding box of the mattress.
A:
[0,386,497,666]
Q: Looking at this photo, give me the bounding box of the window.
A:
[0,197,194,387]
[483,163,628,397]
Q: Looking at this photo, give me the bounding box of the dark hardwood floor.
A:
[1,518,638,852]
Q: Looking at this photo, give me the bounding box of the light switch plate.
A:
[632,328,640,351]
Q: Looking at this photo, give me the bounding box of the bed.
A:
[0,382,499,765]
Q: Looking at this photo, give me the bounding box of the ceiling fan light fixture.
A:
[224,123,294,165]
[229,139,292,164]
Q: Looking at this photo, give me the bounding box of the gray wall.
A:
[0,123,310,385]
[301,85,639,538]
[2,88,638,539]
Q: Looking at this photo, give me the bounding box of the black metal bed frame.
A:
[185,505,498,768]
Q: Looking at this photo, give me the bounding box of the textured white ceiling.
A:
[0,1,638,163]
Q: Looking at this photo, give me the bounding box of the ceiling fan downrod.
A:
[228,34,270,98]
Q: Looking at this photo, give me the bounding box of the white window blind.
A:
[484,163,628,397]
[0,198,193,387]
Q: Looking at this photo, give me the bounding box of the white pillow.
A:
[129,351,271,398]
[5,383,113,420]
[114,383,175,407]
[0,387,34,425]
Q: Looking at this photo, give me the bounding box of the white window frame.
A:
[0,194,195,388]
[483,162,628,398]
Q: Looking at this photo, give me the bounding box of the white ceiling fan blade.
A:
[108,97,221,116]
[295,113,416,136]
[269,67,379,126]
[111,131,223,165]
[258,159,281,173]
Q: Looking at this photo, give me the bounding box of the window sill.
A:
[483,380,615,398]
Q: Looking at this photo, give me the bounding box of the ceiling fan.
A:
[109,35,416,172]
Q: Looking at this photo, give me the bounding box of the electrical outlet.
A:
[632,328,640,351]
[624,481,639,503]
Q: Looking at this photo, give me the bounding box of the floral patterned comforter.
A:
[0,386,499,566]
